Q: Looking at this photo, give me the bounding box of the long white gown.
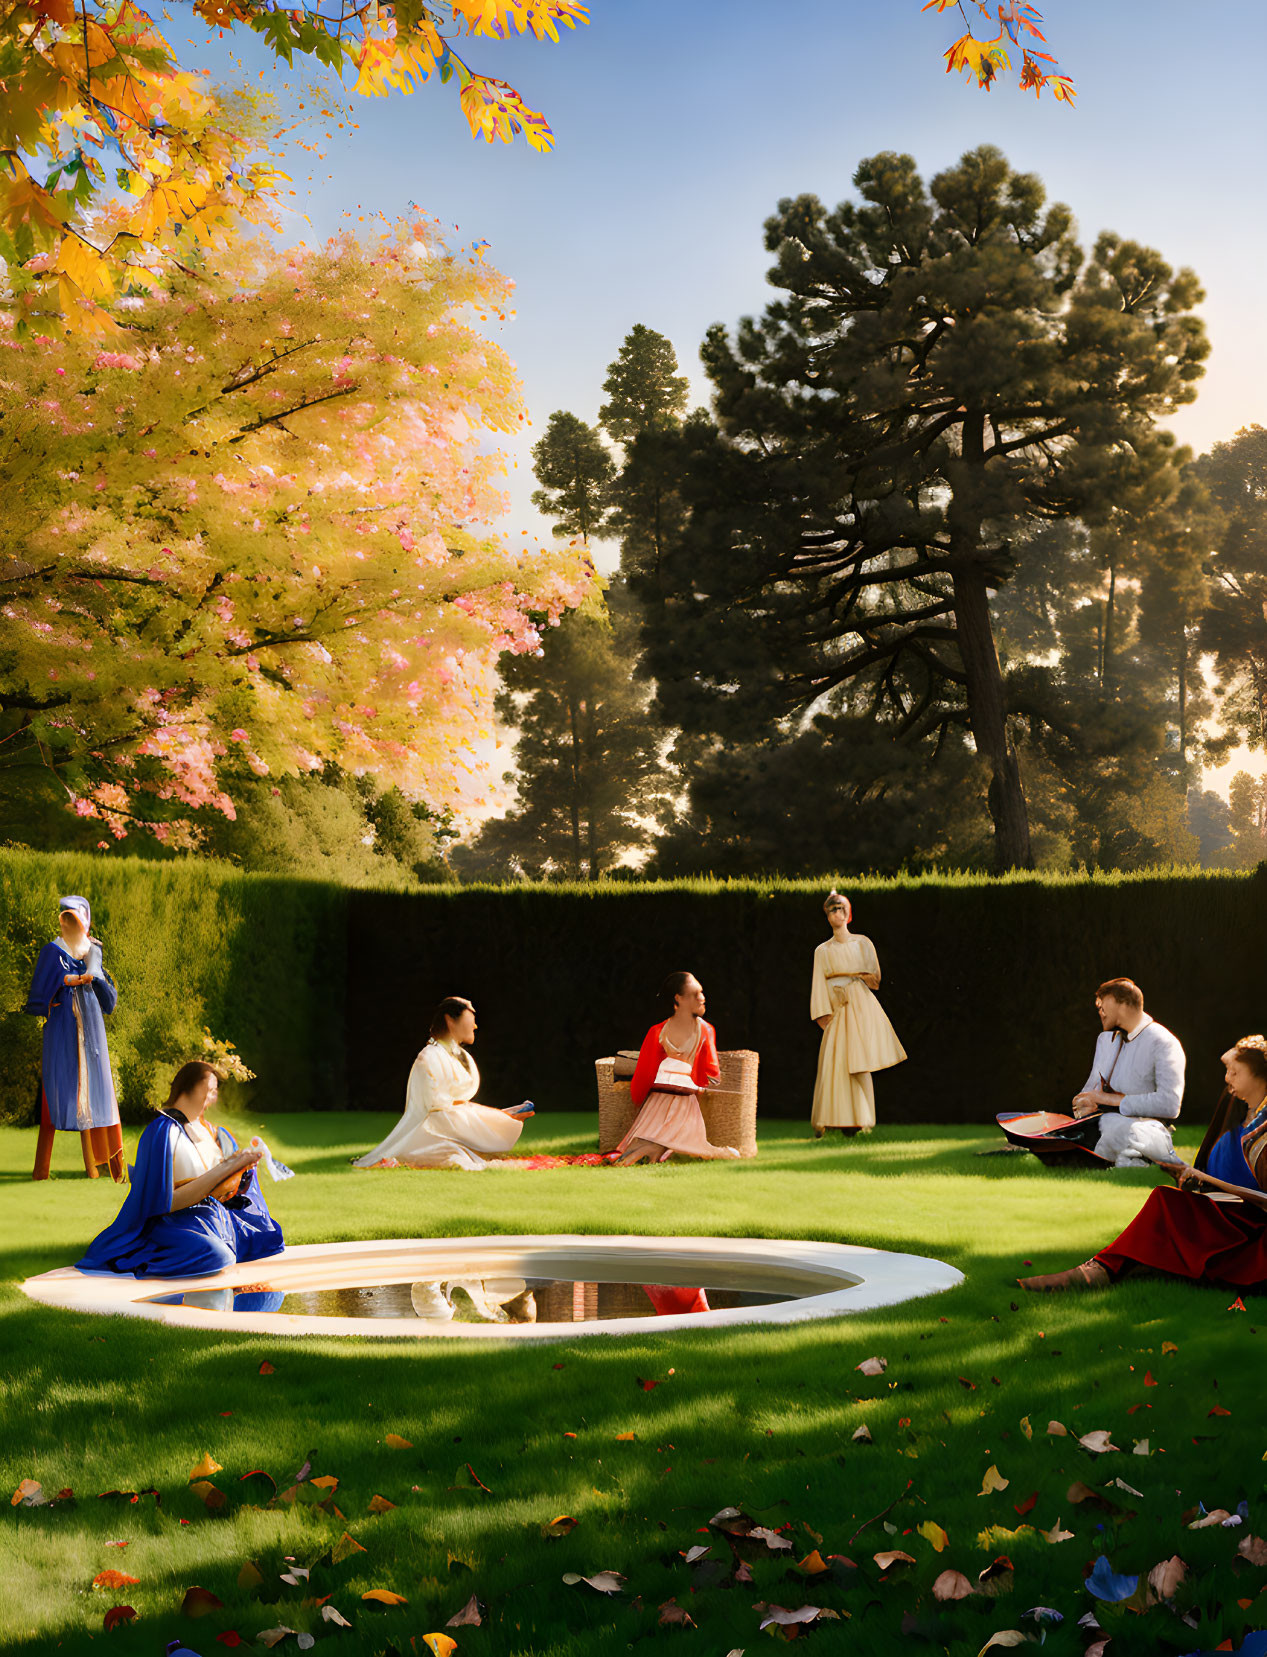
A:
[810,935,907,1129]
[353,1038,523,1172]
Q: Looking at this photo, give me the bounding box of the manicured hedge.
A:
[4,851,1258,1129]
[346,869,1262,1126]
[0,850,346,1124]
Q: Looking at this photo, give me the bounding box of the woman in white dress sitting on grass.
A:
[354,997,533,1172]
[810,892,906,1137]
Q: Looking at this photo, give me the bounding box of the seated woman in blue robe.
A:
[78,1062,284,1279]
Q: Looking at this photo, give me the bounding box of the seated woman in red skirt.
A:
[613,972,741,1166]
[1021,1035,1267,1293]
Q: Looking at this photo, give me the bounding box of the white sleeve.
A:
[406,1050,443,1118]
[810,946,832,1022]
[1080,1035,1106,1098]
[1119,1032,1184,1120]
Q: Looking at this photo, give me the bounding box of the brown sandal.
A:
[1018,1260,1112,1293]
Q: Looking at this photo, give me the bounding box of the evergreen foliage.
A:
[530,411,616,542]
[631,146,1208,872]
[0,850,345,1124]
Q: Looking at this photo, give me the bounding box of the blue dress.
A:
[1207,1104,1267,1188]
[24,939,120,1131]
[77,1111,284,1279]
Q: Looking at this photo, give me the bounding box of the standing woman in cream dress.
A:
[810,892,906,1136]
[354,997,533,1172]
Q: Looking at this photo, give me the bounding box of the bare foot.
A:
[1018,1261,1111,1293]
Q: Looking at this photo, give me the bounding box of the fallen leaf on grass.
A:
[958,1376,977,1391]
[614,1432,637,1443]
[543,1514,578,1538]
[1019,1416,1033,1441]
[1239,1535,1267,1566]
[1086,1555,1139,1601]
[104,1540,129,1550]
[874,1549,916,1572]
[216,1636,246,1649]
[933,1570,975,1601]
[1209,1405,1232,1417]
[1077,1430,1119,1455]
[367,1494,396,1514]
[259,1360,275,1374]
[10,1479,45,1507]
[757,1604,833,1631]
[237,1561,265,1591]
[92,1570,140,1590]
[684,1545,711,1565]
[851,1424,873,1444]
[319,1606,352,1628]
[1144,1371,1157,1387]
[189,1480,226,1512]
[362,1589,409,1608]
[188,1453,223,1481]
[1148,1554,1189,1600]
[384,1434,414,1449]
[979,1465,1009,1495]
[636,1377,664,1391]
[258,1628,315,1649]
[1013,1493,1037,1517]
[449,1463,493,1493]
[917,1521,949,1553]
[795,1549,828,1574]
[1133,1439,1151,1456]
[1162,1340,1178,1354]
[976,1635,1030,1655]
[419,1637,457,1657]
[1188,1508,1233,1529]
[330,1532,368,1563]
[280,1566,310,1586]
[1040,1519,1074,1544]
[563,1571,626,1594]
[1068,1482,1120,1512]
[855,1357,887,1376]
[1111,1478,1143,1498]
[1046,1421,1068,1437]
[1020,1606,1063,1626]
[658,1598,696,1627]
[182,1587,224,1617]
[102,1605,136,1630]
[447,1594,484,1627]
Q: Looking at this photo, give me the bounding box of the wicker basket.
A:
[595,1050,759,1158]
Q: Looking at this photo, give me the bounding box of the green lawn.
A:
[1,1115,1261,1656]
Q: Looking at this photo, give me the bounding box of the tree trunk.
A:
[1177,629,1188,767]
[1102,560,1117,695]
[952,566,1034,872]
[565,693,582,878]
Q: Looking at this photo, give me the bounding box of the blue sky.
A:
[192,0,1267,553]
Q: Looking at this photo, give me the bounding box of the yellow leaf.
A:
[420,1637,458,1657]
[1162,1341,1178,1355]
[188,1453,223,1481]
[385,1434,414,1449]
[362,1588,409,1606]
[331,1532,368,1564]
[979,1465,1009,1496]
[917,1520,949,1553]
[977,1635,1029,1656]
[1019,1416,1033,1440]
[797,1549,829,1573]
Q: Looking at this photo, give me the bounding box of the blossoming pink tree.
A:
[0,219,592,842]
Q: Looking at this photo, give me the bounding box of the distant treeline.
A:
[2,851,1259,1127]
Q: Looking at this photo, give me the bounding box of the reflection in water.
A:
[145,1277,795,1321]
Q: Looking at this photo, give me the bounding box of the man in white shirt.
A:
[1072,977,1185,1167]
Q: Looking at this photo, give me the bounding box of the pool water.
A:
[144,1277,796,1323]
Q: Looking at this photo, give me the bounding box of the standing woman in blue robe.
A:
[78,1062,285,1279]
[25,895,124,1182]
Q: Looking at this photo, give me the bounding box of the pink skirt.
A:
[616,1089,740,1160]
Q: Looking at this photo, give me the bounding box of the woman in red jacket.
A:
[614,972,741,1166]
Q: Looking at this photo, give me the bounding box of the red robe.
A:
[630,1019,720,1106]
[1097,1186,1267,1287]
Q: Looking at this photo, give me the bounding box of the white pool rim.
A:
[21,1234,963,1340]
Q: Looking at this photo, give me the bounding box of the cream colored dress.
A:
[810,935,906,1129]
[353,1038,523,1171]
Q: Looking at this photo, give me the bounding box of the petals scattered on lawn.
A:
[92,1570,139,1590]
[979,1465,1009,1495]
[102,1605,137,1630]
[361,1589,409,1607]
[188,1453,223,1481]
[562,1570,626,1594]
[542,1514,578,1538]
[446,1594,484,1627]
[855,1357,887,1376]
[933,1569,976,1601]
[1086,1555,1139,1601]
[181,1587,224,1617]
[917,1520,949,1552]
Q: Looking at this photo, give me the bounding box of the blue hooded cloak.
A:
[24,895,120,1131]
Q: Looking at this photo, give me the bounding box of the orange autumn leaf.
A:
[258,1361,275,1375]
[181,1586,224,1617]
[368,1494,397,1513]
[384,1434,414,1449]
[93,1570,140,1589]
[615,1432,637,1443]
[1209,1405,1232,1417]
[543,1515,579,1538]
[362,1588,409,1607]
[1144,1371,1157,1387]
[102,1604,137,1630]
[188,1453,223,1481]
